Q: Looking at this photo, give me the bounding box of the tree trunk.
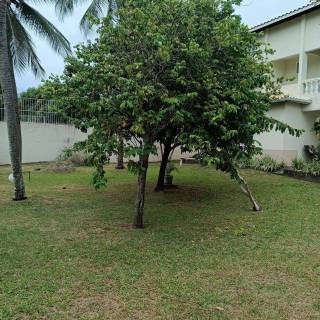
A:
[154,141,171,192]
[133,154,149,228]
[0,1,26,201]
[235,169,261,212]
[115,134,125,169]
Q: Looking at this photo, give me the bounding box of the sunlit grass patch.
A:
[0,163,319,319]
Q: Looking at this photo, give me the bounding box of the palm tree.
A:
[0,0,71,200]
[55,0,121,34]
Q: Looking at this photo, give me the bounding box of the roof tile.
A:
[251,2,320,32]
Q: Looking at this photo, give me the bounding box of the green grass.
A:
[0,163,320,319]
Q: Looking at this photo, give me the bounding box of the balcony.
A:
[272,50,320,98]
[272,56,299,96]
[273,56,299,84]
[302,49,320,96]
[303,78,320,95]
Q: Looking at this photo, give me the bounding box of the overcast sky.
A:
[17,0,310,93]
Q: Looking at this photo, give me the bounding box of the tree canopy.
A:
[42,0,301,227]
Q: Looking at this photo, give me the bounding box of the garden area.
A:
[1,163,320,319]
[2,0,320,319]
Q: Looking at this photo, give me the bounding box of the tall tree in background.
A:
[0,0,71,200]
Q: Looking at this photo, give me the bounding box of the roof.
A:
[251,2,320,32]
[272,96,312,106]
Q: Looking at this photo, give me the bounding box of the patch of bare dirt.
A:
[46,160,75,173]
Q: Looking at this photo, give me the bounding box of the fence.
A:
[0,96,70,125]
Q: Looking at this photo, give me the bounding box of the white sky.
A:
[17,0,310,92]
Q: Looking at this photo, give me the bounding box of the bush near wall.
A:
[237,156,285,173]
[238,155,320,178]
[57,149,90,166]
[291,158,320,177]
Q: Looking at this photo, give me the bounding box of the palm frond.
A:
[80,0,111,33]
[55,0,118,34]
[55,0,88,20]
[16,1,71,57]
[6,6,45,77]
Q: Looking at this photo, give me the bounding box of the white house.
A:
[253,2,320,163]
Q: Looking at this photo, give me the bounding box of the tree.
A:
[55,0,127,168]
[20,86,48,100]
[183,14,303,209]
[115,133,125,169]
[48,0,300,227]
[154,128,182,192]
[0,0,71,200]
[55,0,122,34]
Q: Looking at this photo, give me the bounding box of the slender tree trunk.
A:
[0,1,26,201]
[154,141,171,192]
[115,133,125,169]
[235,169,261,212]
[133,154,149,228]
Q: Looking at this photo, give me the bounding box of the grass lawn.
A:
[0,163,320,319]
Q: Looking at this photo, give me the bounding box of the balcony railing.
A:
[303,78,320,95]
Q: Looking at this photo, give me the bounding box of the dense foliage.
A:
[44,0,301,226]
[291,158,320,176]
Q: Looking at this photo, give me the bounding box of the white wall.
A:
[265,10,320,62]
[0,122,193,165]
[273,56,299,83]
[256,102,320,163]
[304,10,320,52]
[0,122,88,165]
[265,19,300,60]
[257,104,285,151]
[282,105,319,157]
[281,83,300,96]
[307,53,320,79]
[106,143,193,164]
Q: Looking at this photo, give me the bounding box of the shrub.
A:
[254,156,284,172]
[58,149,89,166]
[313,117,320,136]
[291,158,320,176]
[237,158,255,169]
[237,156,284,172]
[302,160,320,176]
[291,158,304,171]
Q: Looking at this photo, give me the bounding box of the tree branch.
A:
[234,168,262,212]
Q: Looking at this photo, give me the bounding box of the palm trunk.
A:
[0,1,26,201]
[133,154,149,228]
[115,133,125,169]
[154,141,171,192]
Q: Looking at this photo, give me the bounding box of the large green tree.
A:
[0,0,71,200]
[47,0,300,227]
